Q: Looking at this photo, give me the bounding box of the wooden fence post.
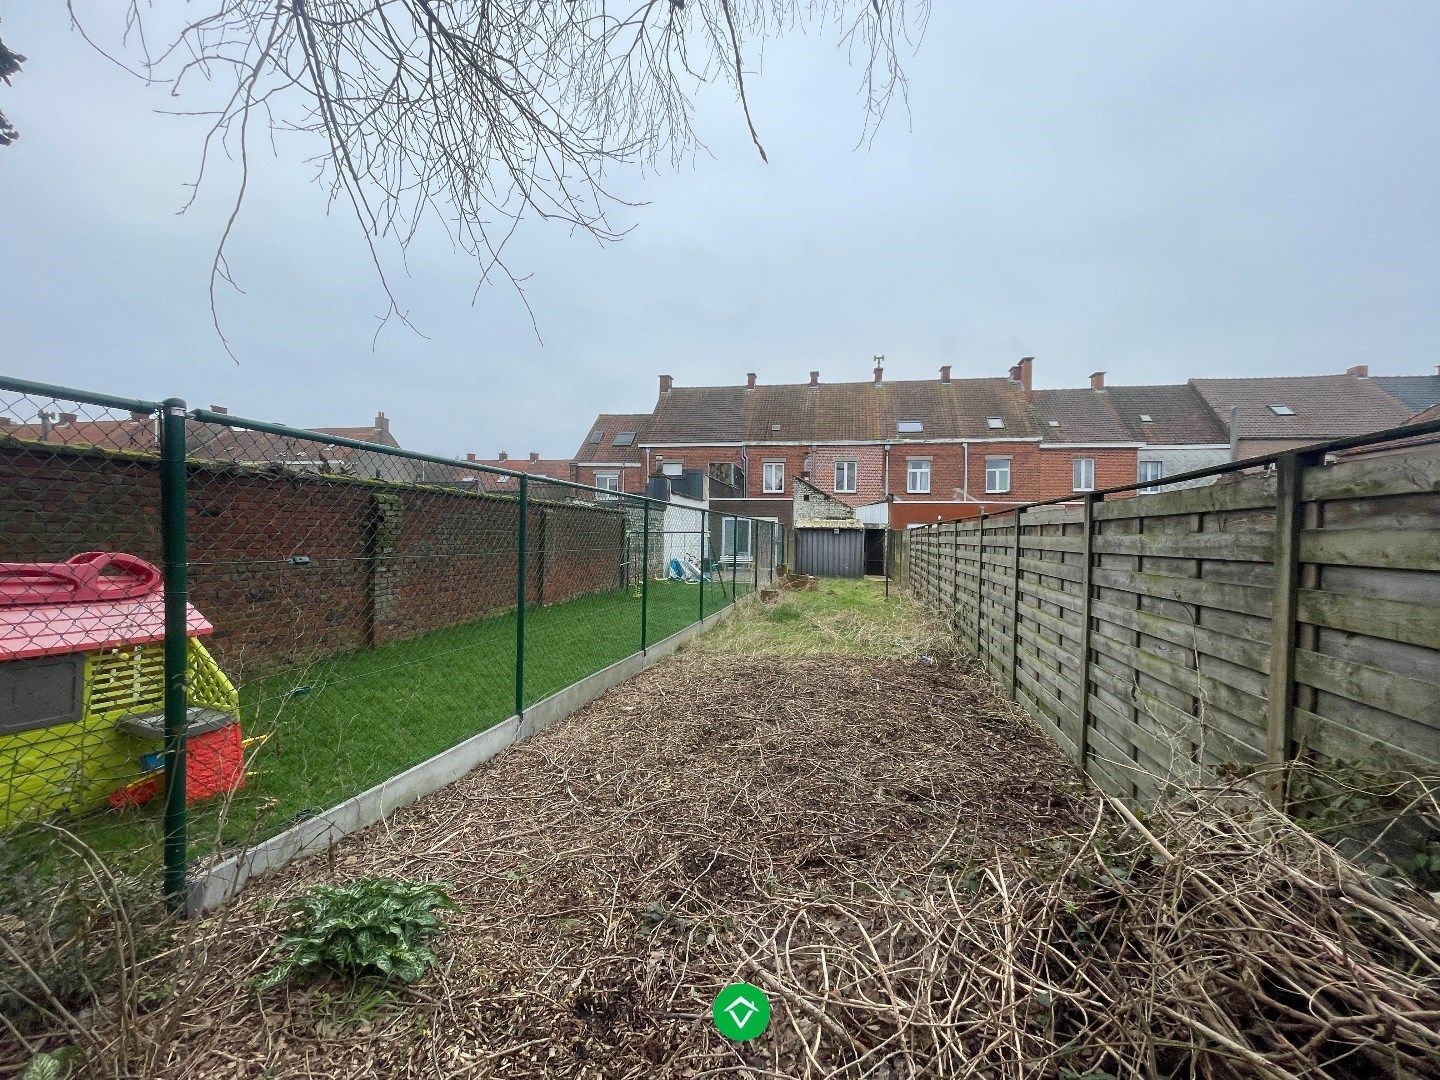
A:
[976,511,987,660]
[1076,493,1097,780]
[1265,450,1307,806]
[1009,508,1023,700]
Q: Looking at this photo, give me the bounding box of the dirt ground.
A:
[136,587,1085,1078]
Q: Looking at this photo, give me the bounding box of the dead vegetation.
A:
[6,582,1439,1078]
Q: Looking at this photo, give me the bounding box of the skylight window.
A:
[986,417,1005,429]
[770,424,781,433]
[1046,419,1061,428]
[1139,414,1153,423]
[1268,405,1295,416]
[612,431,636,447]
[587,430,602,444]
[897,420,923,434]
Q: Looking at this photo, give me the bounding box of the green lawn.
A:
[41,578,742,874]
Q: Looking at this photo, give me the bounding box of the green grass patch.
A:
[38,580,725,874]
[699,577,943,659]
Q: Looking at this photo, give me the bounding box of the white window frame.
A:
[595,472,621,498]
[834,459,857,494]
[1138,459,1164,493]
[721,517,753,562]
[762,460,786,493]
[985,456,1011,494]
[906,457,931,495]
[661,461,683,477]
[1072,457,1095,492]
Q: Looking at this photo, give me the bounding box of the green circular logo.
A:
[712,982,771,1041]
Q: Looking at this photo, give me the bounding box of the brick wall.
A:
[0,444,624,679]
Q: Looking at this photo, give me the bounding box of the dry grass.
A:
[8,583,1440,1078]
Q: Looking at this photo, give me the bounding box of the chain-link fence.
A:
[0,376,785,1043]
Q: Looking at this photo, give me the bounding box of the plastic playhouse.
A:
[0,552,245,828]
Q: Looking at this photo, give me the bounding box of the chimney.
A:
[209,405,228,415]
[1009,363,1022,383]
[873,364,884,386]
[466,453,478,462]
[375,410,389,433]
[130,409,151,422]
[0,417,12,427]
[1019,356,1034,392]
[58,412,77,424]
[1089,371,1106,391]
[809,370,820,388]
[659,374,674,394]
[529,451,540,462]
[498,451,509,461]
[939,365,951,384]
[746,372,757,390]
[1346,364,1369,377]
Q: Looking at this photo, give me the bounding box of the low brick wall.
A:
[0,444,625,678]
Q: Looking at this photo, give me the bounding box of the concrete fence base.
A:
[187,592,755,914]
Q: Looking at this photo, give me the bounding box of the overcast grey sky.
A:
[3,2,1437,459]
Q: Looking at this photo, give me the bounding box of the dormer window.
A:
[1139,414,1153,423]
[1268,405,1295,416]
[986,417,1005,429]
[897,420,923,434]
[613,431,636,447]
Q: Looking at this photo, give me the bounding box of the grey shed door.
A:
[795,528,864,577]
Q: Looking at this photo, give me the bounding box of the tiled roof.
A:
[1338,403,1440,458]
[1190,375,1413,439]
[455,457,572,492]
[1030,388,1137,443]
[644,378,1040,443]
[1106,384,1229,445]
[313,425,400,447]
[573,413,652,464]
[0,416,158,452]
[1373,375,1440,413]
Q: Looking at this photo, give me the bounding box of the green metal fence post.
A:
[640,502,650,654]
[159,398,189,914]
[730,515,738,604]
[699,510,707,622]
[515,476,528,718]
[754,521,760,596]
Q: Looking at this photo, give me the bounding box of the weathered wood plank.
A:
[1300,443,1440,502]
[1094,474,1277,520]
[1093,532,1274,562]
[1293,648,1440,730]
[1091,567,1273,618]
[1299,528,1440,572]
[1296,589,1440,651]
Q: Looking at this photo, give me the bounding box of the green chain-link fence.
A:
[0,376,784,1048]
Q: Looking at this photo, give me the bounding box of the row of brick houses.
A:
[569,360,1440,529]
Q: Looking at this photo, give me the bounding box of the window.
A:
[1268,404,1295,416]
[986,417,1005,429]
[985,456,1011,494]
[0,656,83,734]
[897,420,923,434]
[906,458,931,494]
[762,460,785,493]
[1138,460,1164,493]
[612,431,636,447]
[834,460,857,493]
[1072,457,1095,492]
[587,430,602,444]
[1046,419,1061,428]
[721,517,753,561]
[661,461,683,477]
[1139,414,1153,423]
[595,473,620,498]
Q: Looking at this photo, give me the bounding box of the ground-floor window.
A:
[1138,459,1164,492]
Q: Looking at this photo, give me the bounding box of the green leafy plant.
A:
[258,878,457,989]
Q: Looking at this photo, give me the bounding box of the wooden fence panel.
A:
[897,440,1440,802]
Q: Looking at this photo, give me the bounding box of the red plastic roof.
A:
[0,595,213,661]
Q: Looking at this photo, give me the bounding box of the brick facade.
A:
[0,444,623,679]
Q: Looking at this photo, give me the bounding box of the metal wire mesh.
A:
[0,379,787,939]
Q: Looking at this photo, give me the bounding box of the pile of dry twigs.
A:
[5,646,1437,1079]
